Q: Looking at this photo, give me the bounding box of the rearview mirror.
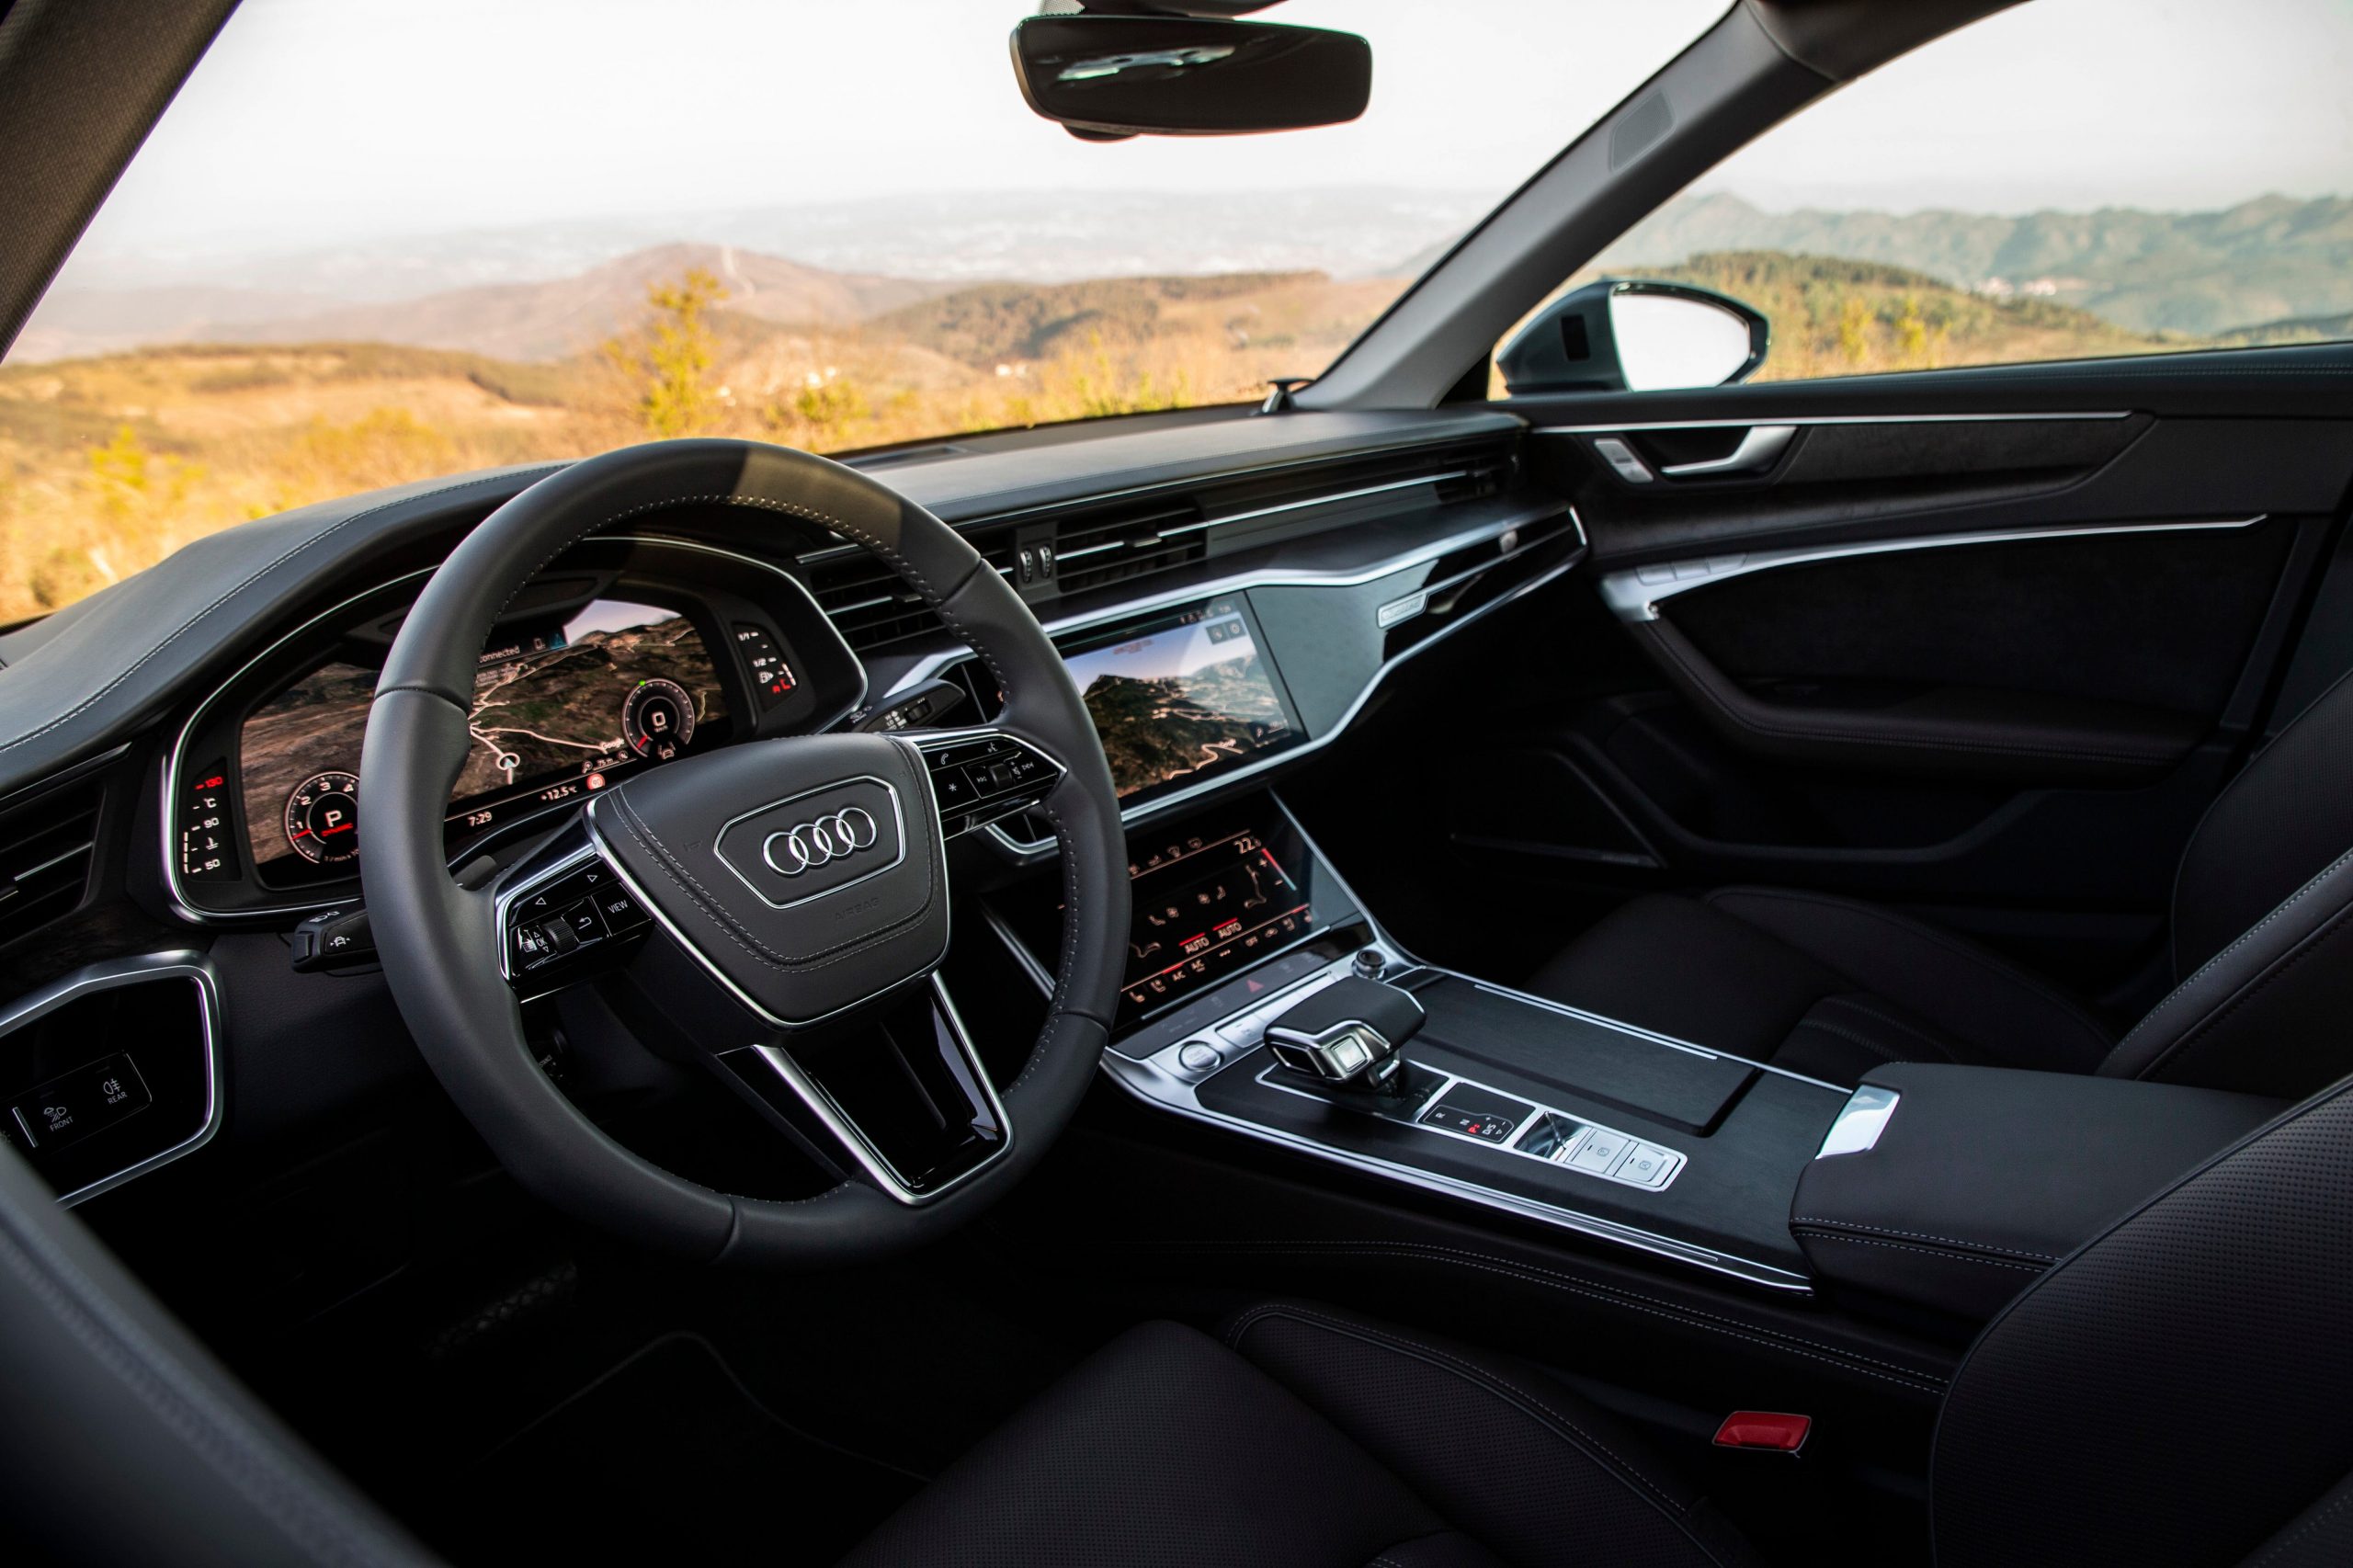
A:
[1496,280,1769,396]
[1009,15,1372,141]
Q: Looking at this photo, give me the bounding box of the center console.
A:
[992,793,1847,1293]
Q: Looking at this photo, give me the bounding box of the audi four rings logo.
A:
[761,807,881,876]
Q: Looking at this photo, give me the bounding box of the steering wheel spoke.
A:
[909,726,1067,837]
[717,976,1011,1204]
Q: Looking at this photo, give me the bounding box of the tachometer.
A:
[620,677,696,762]
[282,770,360,865]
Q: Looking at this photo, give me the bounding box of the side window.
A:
[1495,0,2353,395]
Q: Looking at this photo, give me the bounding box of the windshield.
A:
[0,0,1722,624]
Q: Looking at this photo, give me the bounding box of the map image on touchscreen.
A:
[1061,599,1296,801]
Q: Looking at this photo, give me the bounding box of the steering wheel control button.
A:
[915,733,1063,836]
[714,776,906,910]
[10,1054,150,1151]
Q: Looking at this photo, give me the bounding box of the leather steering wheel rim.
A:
[358,438,1129,1267]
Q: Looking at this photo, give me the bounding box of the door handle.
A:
[1658,424,1796,478]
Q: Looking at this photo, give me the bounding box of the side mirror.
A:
[1009,15,1371,141]
[1496,280,1769,396]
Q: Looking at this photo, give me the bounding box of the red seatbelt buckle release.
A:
[1712,1411,1811,1456]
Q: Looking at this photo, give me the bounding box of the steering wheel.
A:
[358,439,1129,1267]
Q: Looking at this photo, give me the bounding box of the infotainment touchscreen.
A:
[1057,595,1302,806]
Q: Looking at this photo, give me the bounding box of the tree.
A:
[604,268,730,437]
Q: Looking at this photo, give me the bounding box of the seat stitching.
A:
[1179,1240,1948,1388]
[1792,1233,2046,1273]
[1790,1219,2059,1262]
[1224,1305,1689,1517]
[2130,900,2353,1083]
[1810,995,1965,1062]
[1782,1017,1908,1065]
[1708,886,2110,1051]
[2238,1478,2353,1568]
[2119,844,2353,1050]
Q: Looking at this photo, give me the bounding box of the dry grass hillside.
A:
[0,262,1404,622]
[2,246,2213,625]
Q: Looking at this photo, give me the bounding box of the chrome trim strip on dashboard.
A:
[0,951,223,1207]
[1597,515,2268,622]
[1535,410,2135,435]
[744,974,1014,1207]
[1155,470,1472,536]
[886,502,1587,854]
[161,534,864,926]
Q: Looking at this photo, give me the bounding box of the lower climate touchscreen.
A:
[1120,824,1318,1016]
[1057,595,1301,806]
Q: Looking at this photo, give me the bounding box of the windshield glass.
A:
[0,0,1722,623]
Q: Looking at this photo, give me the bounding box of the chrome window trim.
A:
[1597,515,2268,622]
[0,951,223,1207]
[1535,410,2134,435]
[160,534,863,926]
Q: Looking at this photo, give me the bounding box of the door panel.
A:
[1436,347,2353,1006]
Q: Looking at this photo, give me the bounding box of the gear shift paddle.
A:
[1263,976,1426,1094]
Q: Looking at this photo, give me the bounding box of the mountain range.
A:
[1594,192,2353,337]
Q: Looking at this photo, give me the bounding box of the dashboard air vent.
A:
[0,778,102,950]
[1049,499,1204,597]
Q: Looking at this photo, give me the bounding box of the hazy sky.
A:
[66,0,2353,263]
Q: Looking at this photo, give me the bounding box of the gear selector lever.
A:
[1264,976,1426,1094]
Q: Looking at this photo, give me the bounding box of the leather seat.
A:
[838,1301,1760,1568]
[1527,668,2353,1097]
[847,1075,2353,1568]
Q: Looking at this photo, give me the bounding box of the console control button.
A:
[1176,1041,1222,1074]
[1619,1143,1676,1187]
[1420,1104,1518,1143]
[1567,1129,1633,1176]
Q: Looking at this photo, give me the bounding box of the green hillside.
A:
[1608,251,2181,381]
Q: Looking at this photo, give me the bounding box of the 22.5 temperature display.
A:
[1121,828,1315,1015]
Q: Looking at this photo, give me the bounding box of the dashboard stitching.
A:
[0,467,562,758]
[608,785,932,973]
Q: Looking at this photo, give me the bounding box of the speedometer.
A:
[282,770,360,865]
[620,678,696,762]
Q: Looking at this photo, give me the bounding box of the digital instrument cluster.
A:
[233,599,735,881]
